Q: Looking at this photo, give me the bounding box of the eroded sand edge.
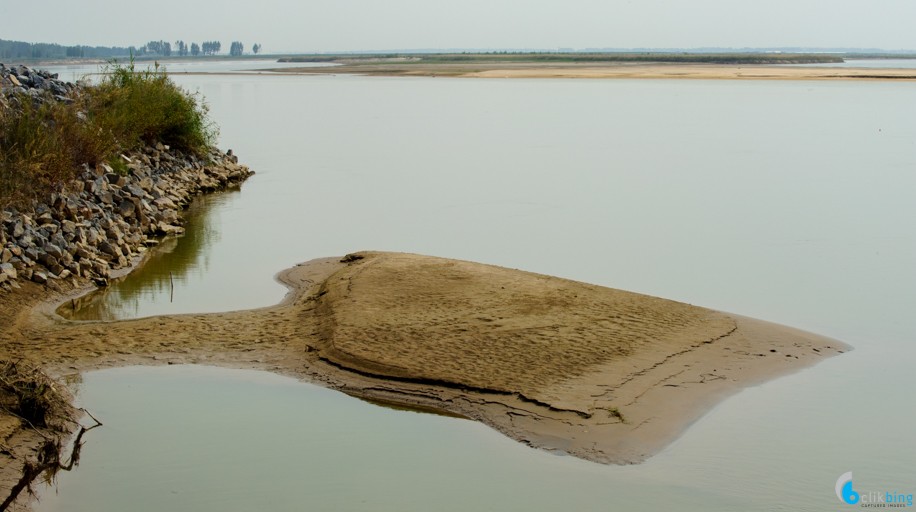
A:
[0,251,847,497]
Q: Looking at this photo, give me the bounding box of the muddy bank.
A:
[0,144,253,508]
[1,144,252,291]
[0,251,848,508]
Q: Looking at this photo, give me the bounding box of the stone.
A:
[74,244,92,260]
[51,232,67,249]
[153,197,177,210]
[90,177,108,195]
[138,177,154,192]
[106,225,123,242]
[92,260,110,277]
[98,241,119,257]
[61,220,77,235]
[31,271,48,284]
[157,223,185,236]
[86,227,102,245]
[117,200,136,218]
[39,224,59,236]
[137,209,150,230]
[156,210,179,224]
[44,243,64,259]
[0,249,11,264]
[0,262,16,280]
[96,191,114,205]
[37,252,59,268]
[125,183,146,198]
[9,220,24,238]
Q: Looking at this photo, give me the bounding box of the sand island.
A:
[1,251,846,493]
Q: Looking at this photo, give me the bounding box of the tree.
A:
[252,43,261,55]
[191,42,200,56]
[229,41,244,57]
[201,41,222,55]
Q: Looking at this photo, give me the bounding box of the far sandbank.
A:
[262,61,916,81]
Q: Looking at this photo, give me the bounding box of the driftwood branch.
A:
[0,409,103,511]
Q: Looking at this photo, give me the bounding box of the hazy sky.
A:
[4,0,915,53]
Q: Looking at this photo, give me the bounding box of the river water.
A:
[34,62,916,511]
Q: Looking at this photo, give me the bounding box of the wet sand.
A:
[0,250,847,500]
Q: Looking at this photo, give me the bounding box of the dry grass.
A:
[0,60,215,209]
[0,359,74,433]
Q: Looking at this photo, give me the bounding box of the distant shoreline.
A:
[261,61,916,81]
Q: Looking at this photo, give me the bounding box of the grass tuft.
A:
[0,58,216,208]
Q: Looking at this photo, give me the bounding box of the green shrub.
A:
[0,59,216,208]
[90,60,216,154]
[0,99,109,206]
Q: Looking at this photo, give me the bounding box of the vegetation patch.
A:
[0,360,74,431]
[1,60,216,209]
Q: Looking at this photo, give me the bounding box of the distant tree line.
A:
[228,42,262,56]
[137,40,261,57]
[0,39,132,60]
[137,40,225,57]
[0,38,264,61]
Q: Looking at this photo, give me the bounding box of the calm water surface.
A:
[34,68,916,511]
[798,58,916,68]
[42,59,334,82]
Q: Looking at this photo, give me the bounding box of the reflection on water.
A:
[37,352,914,512]
[796,58,916,68]
[61,190,236,320]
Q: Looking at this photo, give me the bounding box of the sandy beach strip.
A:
[259,62,916,81]
[0,250,848,485]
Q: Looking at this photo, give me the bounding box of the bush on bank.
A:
[0,60,216,208]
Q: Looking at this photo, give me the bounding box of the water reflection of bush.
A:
[62,190,238,321]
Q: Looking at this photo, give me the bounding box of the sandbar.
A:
[0,250,847,490]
